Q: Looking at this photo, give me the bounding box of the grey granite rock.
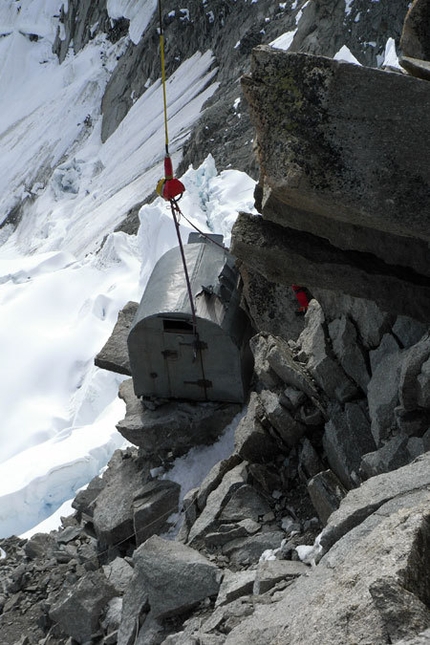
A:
[133,536,222,619]
[94,301,137,376]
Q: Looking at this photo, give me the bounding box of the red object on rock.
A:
[292,285,310,312]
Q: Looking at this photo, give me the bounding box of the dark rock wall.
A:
[401,0,430,60]
[290,0,410,65]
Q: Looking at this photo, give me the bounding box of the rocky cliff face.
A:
[289,0,409,65]
[1,1,430,645]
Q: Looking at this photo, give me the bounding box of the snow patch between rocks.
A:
[107,0,157,44]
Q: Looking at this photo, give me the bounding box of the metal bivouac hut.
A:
[127,233,253,403]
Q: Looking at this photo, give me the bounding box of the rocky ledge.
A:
[1,283,430,644]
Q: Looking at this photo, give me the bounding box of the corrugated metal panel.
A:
[134,241,236,325]
[128,240,253,403]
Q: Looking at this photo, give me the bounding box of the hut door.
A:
[161,319,211,400]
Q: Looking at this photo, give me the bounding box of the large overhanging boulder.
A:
[241,46,430,243]
[401,0,430,62]
[400,0,430,79]
[234,46,430,321]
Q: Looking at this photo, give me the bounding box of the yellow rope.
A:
[158,2,169,154]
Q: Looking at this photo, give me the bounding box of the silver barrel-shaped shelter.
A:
[127,234,253,403]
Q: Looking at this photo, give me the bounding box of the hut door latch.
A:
[179,340,208,350]
[161,349,179,359]
[184,379,213,389]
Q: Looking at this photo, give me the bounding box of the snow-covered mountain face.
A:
[0,0,410,538]
[0,0,254,538]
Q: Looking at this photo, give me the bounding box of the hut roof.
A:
[134,239,237,322]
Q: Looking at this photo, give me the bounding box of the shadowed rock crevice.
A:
[237,214,430,286]
[231,212,430,322]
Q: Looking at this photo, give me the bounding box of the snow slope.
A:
[0,1,256,537]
